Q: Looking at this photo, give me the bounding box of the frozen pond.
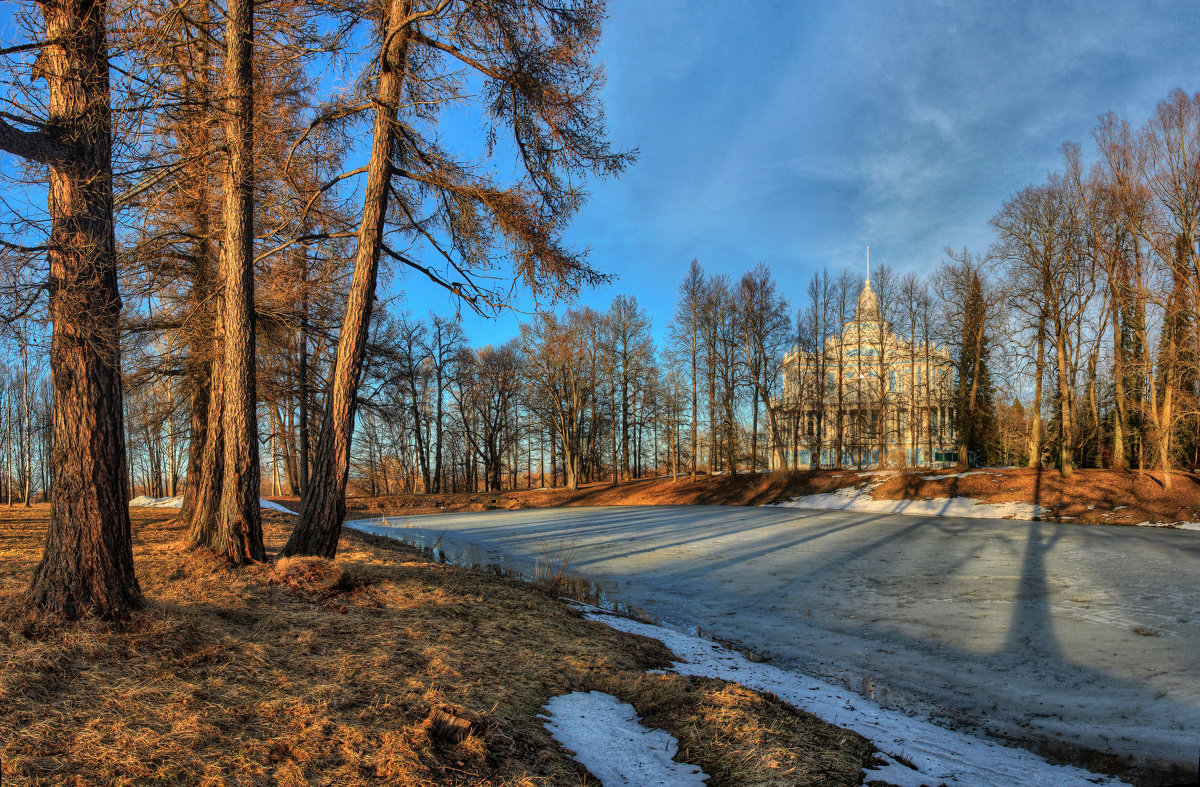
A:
[348,504,1200,776]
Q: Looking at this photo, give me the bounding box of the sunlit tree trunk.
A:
[284,0,412,557]
[214,0,265,562]
[13,0,143,618]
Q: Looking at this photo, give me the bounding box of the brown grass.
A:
[347,467,1200,527]
[0,504,880,785]
[869,467,1200,525]
[347,472,857,516]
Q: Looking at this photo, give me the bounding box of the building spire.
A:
[867,245,870,282]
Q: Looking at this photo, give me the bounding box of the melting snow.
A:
[772,482,1046,520]
[540,691,709,785]
[775,478,1200,530]
[1135,520,1200,531]
[928,471,988,479]
[577,605,1127,787]
[129,495,295,514]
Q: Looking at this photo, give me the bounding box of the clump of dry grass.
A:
[587,673,880,786]
[533,531,579,597]
[0,504,879,785]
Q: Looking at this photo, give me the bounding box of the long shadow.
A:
[1002,519,1064,658]
[372,506,862,571]
[356,506,1200,780]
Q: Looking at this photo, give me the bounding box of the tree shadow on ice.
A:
[1001,519,1064,659]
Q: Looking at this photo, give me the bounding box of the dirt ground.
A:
[344,467,1200,527]
[0,504,880,786]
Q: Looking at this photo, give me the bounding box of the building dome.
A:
[857,278,879,320]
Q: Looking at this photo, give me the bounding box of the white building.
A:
[779,277,959,468]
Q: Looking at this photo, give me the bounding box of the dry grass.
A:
[351,467,1200,527]
[871,467,1200,525]
[532,531,579,597]
[0,504,880,785]
[349,471,861,516]
[586,673,876,786]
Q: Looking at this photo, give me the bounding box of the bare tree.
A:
[992,171,1094,476]
[670,259,705,480]
[521,309,599,491]
[738,263,790,469]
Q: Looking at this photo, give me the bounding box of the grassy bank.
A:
[0,504,879,785]
[351,467,1200,527]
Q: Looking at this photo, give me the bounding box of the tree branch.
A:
[0,117,70,166]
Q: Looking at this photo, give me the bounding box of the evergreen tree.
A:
[954,268,997,466]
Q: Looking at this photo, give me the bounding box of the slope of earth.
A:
[341,468,1200,527]
[866,468,1200,525]
[0,503,878,786]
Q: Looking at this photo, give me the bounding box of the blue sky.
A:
[3,2,1199,349]
[410,0,1200,346]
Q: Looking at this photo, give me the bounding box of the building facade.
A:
[779,278,959,468]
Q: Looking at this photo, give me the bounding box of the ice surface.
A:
[348,505,1200,775]
[578,606,1126,786]
[540,691,709,785]
[582,606,1127,785]
[129,495,295,514]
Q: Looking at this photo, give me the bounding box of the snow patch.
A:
[776,478,1200,531]
[129,495,185,508]
[1134,520,1200,531]
[540,691,708,785]
[772,482,1046,520]
[129,495,295,514]
[928,471,988,479]
[578,605,1127,787]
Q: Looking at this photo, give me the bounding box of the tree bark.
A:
[175,0,215,524]
[298,266,310,495]
[284,0,412,557]
[215,0,265,563]
[1027,321,1045,469]
[188,296,225,546]
[1110,286,1126,470]
[21,0,143,618]
[1055,331,1075,477]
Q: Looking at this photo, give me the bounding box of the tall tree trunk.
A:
[609,380,618,485]
[1056,331,1074,478]
[1028,323,1045,469]
[750,392,758,470]
[176,1,214,523]
[298,268,310,495]
[21,0,143,618]
[179,276,214,523]
[690,331,698,480]
[214,0,264,563]
[284,0,412,557]
[433,368,444,492]
[188,298,225,546]
[20,337,33,506]
[1110,284,1126,470]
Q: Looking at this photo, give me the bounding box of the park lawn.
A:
[0,503,878,786]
